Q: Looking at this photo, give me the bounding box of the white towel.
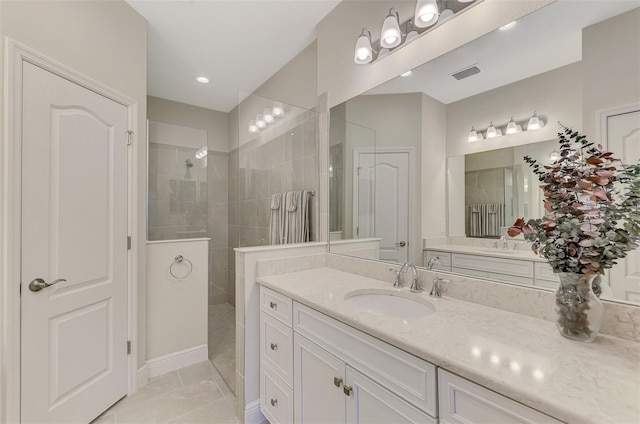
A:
[269,190,311,244]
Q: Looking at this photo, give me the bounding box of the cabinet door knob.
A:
[269,301,277,309]
[270,343,278,351]
[343,385,353,396]
[334,377,343,387]
[270,398,278,407]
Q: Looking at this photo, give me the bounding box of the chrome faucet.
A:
[429,277,450,298]
[400,262,421,293]
[427,256,441,270]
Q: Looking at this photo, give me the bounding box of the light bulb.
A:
[380,9,402,49]
[527,111,541,131]
[248,120,259,133]
[195,76,209,84]
[263,108,274,124]
[486,122,497,138]
[468,126,478,143]
[256,115,266,129]
[273,103,284,117]
[506,117,518,134]
[414,0,439,28]
[354,29,373,64]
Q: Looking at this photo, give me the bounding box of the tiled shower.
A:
[147,94,320,393]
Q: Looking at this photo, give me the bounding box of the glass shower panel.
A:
[234,94,319,248]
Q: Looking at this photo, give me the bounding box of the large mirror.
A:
[329,1,640,305]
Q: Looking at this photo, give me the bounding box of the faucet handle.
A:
[388,267,402,287]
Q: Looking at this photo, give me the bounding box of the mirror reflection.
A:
[328,1,640,305]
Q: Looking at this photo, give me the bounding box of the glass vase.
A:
[555,272,604,342]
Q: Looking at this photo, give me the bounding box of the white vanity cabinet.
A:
[438,369,562,424]
[260,285,562,424]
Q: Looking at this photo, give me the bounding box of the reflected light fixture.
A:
[505,117,518,134]
[486,122,497,138]
[380,8,402,48]
[401,70,413,77]
[439,0,454,24]
[273,103,284,117]
[549,150,561,162]
[527,111,543,130]
[354,28,374,64]
[248,120,259,133]
[195,76,209,84]
[377,48,391,60]
[256,115,266,129]
[263,108,274,124]
[468,126,479,143]
[414,0,439,28]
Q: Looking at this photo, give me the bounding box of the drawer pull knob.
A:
[334,377,343,387]
[343,385,353,396]
[270,343,278,351]
[270,398,278,407]
[269,301,277,309]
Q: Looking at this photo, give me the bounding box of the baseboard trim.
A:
[136,364,149,390]
[245,400,266,424]
[146,344,208,378]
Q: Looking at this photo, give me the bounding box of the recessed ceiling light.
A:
[400,70,413,77]
[498,21,517,31]
[195,76,210,84]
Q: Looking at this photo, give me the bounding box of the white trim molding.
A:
[1,38,140,423]
[145,345,209,379]
[244,400,266,424]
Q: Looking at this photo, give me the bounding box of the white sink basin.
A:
[344,289,435,318]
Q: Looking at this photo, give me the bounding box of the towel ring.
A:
[170,255,193,279]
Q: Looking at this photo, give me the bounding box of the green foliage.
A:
[508,125,640,275]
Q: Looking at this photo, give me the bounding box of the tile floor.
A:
[208,303,236,394]
[93,361,238,424]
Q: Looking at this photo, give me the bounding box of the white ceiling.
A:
[127,0,341,113]
[366,1,640,104]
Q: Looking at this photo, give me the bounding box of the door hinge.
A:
[126,130,134,146]
[127,236,132,250]
[127,341,132,355]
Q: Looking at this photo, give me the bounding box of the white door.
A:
[21,61,129,423]
[356,151,410,263]
[607,109,640,302]
[294,333,345,424]
[345,366,435,424]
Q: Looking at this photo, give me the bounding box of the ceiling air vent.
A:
[452,65,480,80]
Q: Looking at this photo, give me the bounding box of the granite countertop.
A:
[257,267,640,424]
[425,243,546,262]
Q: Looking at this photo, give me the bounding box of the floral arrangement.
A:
[508,125,640,277]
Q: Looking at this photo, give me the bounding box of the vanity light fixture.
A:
[195,76,209,84]
[415,0,439,28]
[255,115,266,129]
[527,111,543,130]
[505,117,518,134]
[380,8,402,48]
[195,145,207,159]
[354,28,375,64]
[486,122,498,138]
[353,0,478,65]
[468,126,479,143]
[248,120,259,134]
[273,103,284,117]
[263,108,275,124]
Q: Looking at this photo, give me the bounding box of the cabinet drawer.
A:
[261,364,293,424]
[261,285,293,326]
[293,302,437,417]
[452,253,534,278]
[438,369,562,424]
[424,250,452,271]
[260,313,293,388]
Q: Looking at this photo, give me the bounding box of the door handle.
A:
[394,241,406,247]
[28,278,66,292]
